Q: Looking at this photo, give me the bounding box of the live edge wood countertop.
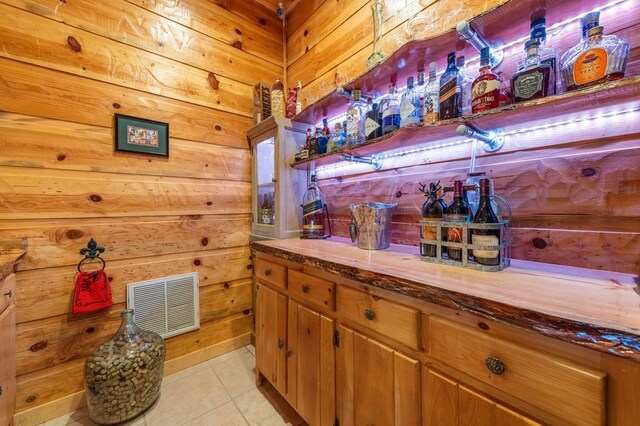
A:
[251,237,640,361]
[0,250,25,280]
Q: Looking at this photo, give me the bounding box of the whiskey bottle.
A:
[271,77,285,118]
[420,182,444,257]
[561,23,629,91]
[365,99,382,140]
[559,12,601,91]
[400,76,421,127]
[445,180,470,261]
[471,178,501,266]
[439,53,462,120]
[472,47,501,113]
[416,66,426,123]
[510,39,552,103]
[346,89,366,145]
[301,175,326,239]
[456,55,474,116]
[516,17,558,94]
[382,83,401,134]
[424,62,440,124]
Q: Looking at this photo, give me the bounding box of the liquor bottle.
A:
[559,12,601,91]
[365,99,382,140]
[315,126,328,154]
[416,66,426,123]
[510,39,552,103]
[260,193,273,225]
[400,76,421,127]
[516,17,558,95]
[295,81,303,114]
[271,77,285,118]
[298,128,311,160]
[561,23,629,91]
[471,47,501,114]
[322,118,331,137]
[424,62,440,124]
[471,178,501,266]
[308,128,318,157]
[445,180,471,261]
[301,175,326,239]
[420,182,444,257]
[439,53,462,120]
[326,123,341,153]
[457,55,474,116]
[346,89,366,145]
[382,83,401,134]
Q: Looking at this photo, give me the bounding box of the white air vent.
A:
[127,272,200,339]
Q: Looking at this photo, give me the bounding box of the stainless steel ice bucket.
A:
[349,202,397,250]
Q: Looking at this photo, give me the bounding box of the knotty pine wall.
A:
[286,0,640,274]
[0,0,282,423]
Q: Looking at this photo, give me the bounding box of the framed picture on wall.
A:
[115,114,169,156]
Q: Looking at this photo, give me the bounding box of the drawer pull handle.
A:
[264,267,271,276]
[277,339,284,349]
[301,284,309,293]
[364,309,375,321]
[485,356,505,375]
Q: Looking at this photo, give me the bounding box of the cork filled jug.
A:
[84,309,166,425]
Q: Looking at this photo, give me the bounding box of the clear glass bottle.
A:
[472,47,501,113]
[440,53,462,120]
[382,83,401,134]
[562,24,629,91]
[560,12,601,91]
[84,310,165,425]
[510,38,552,103]
[424,62,440,124]
[456,55,474,116]
[471,178,501,266]
[416,66,426,123]
[365,99,382,140]
[400,76,421,127]
[346,89,366,145]
[301,175,326,239]
[516,17,558,95]
[270,77,285,118]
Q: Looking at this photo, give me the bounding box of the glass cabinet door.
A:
[255,137,276,230]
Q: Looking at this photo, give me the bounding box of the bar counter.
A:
[252,237,640,360]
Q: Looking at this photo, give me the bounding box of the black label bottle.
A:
[439,52,462,120]
[510,39,552,103]
[471,178,501,265]
[302,175,325,238]
[445,180,470,261]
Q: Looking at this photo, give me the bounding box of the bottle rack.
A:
[419,219,511,272]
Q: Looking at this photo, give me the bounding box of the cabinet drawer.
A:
[429,317,606,426]
[336,285,420,350]
[0,273,15,314]
[288,269,335,310]
[255,258,286,289]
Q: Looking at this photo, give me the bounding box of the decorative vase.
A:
[366,0,385,69]
[84,309,166,425]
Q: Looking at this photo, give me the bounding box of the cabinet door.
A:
[423,368,542,426]
[287,300,335,426]
[255,283,288,396]
[336,324,421,426]
[0,304,16,426]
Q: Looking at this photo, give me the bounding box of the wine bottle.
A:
[445,180,470,261]
[420,182,444,257]
[471,178,501,265]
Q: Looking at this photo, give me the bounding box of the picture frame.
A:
[115,114,169,156]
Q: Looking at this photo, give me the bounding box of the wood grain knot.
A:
[258,18,267,25]
[395,190,403,198]
[86,327,95,333]
[243,309,251,315]
[304,29,309,36]
[246,264,253,270]
[29,341,48,352]
[89,194,102,202]
[193,259,201,266]
[206,201,213,206]
[26,396,36,403]
[231,40,243,50]
[57,153,67,161]
[532,238,547,249]
[223,282,230,289]
[478,322,489,330]
[67,36,81,52]
[581,167,597,177]
[201,237,209,246]
[208,72,219,90]
[215,125,222,131]
[235,28,242,35]
[65,229,84,239]
[112,102,121,109]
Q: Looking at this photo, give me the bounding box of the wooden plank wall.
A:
[0,0,282,421]
[286,0,640,275]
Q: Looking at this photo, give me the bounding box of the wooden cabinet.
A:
[424,368,542,426]
[255,282,288,396]
[336,323,421,426]
[287,299,335,426]
[0,273,16,426]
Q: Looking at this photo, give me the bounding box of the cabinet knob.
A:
[485,356,506,375]
[3,290,11,298]
[277,339,284,349]
[301,284,309,293]
[264,267,271,276]
[364,309,375,321]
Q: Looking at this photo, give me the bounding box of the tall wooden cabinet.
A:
[0,272,17,426]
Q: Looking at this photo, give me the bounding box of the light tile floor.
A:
[41,345,305,426]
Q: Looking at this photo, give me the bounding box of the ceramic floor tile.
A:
[163,359,213,386]
[212,349,257,398]
[182,401,248,426]
[43,408,146,426]
[234,388,289,426]
[207,347,251,368]
[144,366,230,425]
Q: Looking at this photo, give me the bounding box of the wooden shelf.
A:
[291,76,640,169]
